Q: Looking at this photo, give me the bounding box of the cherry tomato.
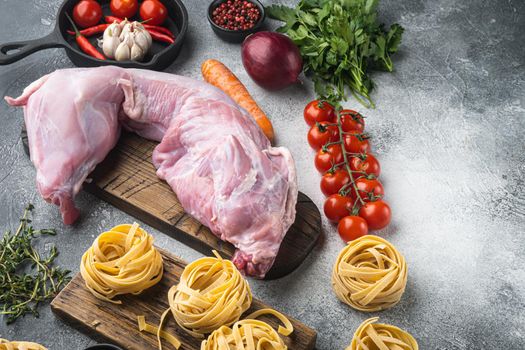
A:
[338,216,368,241]
[320,169,350,197]
[323,194,353,222]
[304,100,336,126]
[140,0,168,26]
[351,178,384,202]
[110,0,138,18]
[73,0,102,28]
[344,134,371,154]
[307,121,339,151]
[359,200,391,230]
[340,109,365,133]
[314,145,344,173]
[350,154,381,178]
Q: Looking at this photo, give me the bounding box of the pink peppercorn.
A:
[212,0,261,31]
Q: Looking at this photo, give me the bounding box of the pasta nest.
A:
[80,223,163,303]
[201,309,293,350]
[346,317,418,350]
[332,235,407,312]
[168,251,253,337]
[0,339,47,350]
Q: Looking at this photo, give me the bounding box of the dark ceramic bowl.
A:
[207,0,265,43]
[84,345,123,350]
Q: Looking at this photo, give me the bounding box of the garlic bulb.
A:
[102,20,152,62]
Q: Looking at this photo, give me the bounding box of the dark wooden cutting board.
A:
[21,129,322,279]
[50,248,317,349]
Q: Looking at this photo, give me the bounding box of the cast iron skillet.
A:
[0,0,188,70]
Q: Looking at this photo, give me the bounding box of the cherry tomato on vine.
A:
[340,109,365,133]
[350,154,381,178]
[344,134,371,154]
[307,121,339,151]
[359,200,391,230]
[110,0,138,18]
[323,194,353,222]
[73,0,102,28]
[351,178,384,202]
[338,216,368,241]
[314,145,344,173]
[140,0,168,25]
[304,100,336,126]
[320,169,350,197]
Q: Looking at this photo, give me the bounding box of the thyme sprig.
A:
[0,204,71,324]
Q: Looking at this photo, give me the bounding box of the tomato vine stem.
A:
[335,109,366,211]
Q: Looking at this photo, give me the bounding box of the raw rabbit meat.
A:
[5,68,126,225]
[5,66,298,277]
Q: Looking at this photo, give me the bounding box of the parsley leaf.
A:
[266,5,298,32]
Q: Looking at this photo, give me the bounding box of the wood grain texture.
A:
[50,248,317,350]
[21,130,322,279]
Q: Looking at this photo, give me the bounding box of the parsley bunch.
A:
[267,0,404,108]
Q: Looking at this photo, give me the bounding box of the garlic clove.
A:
[130,43,144,61]
[115,41,131,61]
[102,23,122,59]
[134,23,152,47]
[125,32,135,48]
[134,31,149,52]
[111,22,122,37]
[103,37,119,59]
[144,29,153,48]
[119,23,132,42]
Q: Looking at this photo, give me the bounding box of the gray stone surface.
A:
[0,0,524,348]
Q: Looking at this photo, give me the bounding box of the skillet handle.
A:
[0,31,63,65]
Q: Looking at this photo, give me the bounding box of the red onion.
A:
[241,32,303,91]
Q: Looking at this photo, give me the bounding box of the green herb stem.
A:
[0,205,70,324]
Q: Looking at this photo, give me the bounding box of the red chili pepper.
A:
[144,25,173,38]
[104,15,174,39]
[76,35,105,60]
[148,29,175,44]
[105,15,124,23]
[67,24,109,37]
[65,13,105,60]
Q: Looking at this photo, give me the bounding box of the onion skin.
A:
[241,31,303,91]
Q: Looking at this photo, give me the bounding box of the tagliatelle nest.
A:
[80,223,163,303]
[332,235,407,312]
[168,251,253,337]
[0,339,47,350]
[346,317,418,350]
[201,309,293,350]
[136,254,294,350]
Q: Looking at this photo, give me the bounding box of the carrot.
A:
[201,59,274,142]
